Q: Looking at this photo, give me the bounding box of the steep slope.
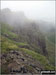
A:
[1,36,54,74]
[0,8,55,74]
[1,22,48,56]
[46,27,55,44]
[0,22,55,74]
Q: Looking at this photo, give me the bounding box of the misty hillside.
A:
[0,8,27,26]
[0,8,55,74]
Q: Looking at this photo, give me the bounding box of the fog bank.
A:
[1,1,55,24]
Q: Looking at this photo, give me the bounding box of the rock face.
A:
[1,50,44,74]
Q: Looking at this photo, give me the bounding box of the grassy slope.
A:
[1,23,55,70]
[47,30,55,44]
[1,36,54,70]
[46,37,55,66]
[1,23,18,39]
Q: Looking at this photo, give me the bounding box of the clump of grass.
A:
[45,64,55,70]
[1,23,18,39]
[7,31,18,38]
[1,36,18,53]
[16,42,28,46]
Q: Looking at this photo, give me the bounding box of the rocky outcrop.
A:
[1,50,44,74]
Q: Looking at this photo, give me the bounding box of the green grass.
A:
[47,31,55,44]
[1,22,13,32]
[18,48,55,70]
[20,48,48,64]
[1,36,18,53]
[7,31,18,38]
[1,23,18,39]
[16,42,28,46]
[46,38,55,66]
[1,36,55,70]
[1,23,55,71]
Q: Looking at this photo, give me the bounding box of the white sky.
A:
[1,1,55,24]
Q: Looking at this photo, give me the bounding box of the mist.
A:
[1,1,55,25]
[1,1,55,73]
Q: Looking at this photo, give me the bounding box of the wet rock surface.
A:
[1,50,44,74]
